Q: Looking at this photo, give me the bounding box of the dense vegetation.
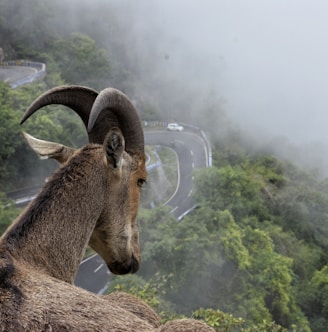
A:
[1,1,328,331]
[113,148,328,332]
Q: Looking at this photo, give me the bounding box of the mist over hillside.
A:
[45,0,328,176]
[1,0,328,175]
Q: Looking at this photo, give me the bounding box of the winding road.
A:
[0,66,36,83]
[0,60,46,88]
[145,129,208,219]
[75,128,210,293]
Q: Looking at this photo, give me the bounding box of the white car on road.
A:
[167,123,184,132]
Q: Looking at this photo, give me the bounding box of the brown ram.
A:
[3,86,147,283]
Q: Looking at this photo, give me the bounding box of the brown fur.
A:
[0,255,154,331]
[104,292,161,328]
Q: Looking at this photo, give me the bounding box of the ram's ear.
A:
[103,128,125,169]
[22,132,76,165]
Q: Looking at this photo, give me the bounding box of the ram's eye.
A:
[137,178,147,188]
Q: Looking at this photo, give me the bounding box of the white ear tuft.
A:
[22,131,76,165]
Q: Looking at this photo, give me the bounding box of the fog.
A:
[128,0,328,140]
[117,0,328,174]
[53,0,328,174]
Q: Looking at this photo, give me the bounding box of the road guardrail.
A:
[143,120,212,167]
[0,59,46,88]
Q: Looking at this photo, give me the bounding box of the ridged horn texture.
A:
[88,87,144,153]
[20,85,144,153]
[20,85,98,133]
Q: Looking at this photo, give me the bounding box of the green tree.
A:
[0,83,23,189]
[300,265,328,331]
[194,164,268,221]
[242,227,309,329]
[49,33,111,89]
[0,81,87,189]
[192,308,245,331]
[0,0,54,57]
[0,193,21,235]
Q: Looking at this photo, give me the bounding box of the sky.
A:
[131,0,328,144]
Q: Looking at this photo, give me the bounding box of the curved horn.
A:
[88,88,144,153]
[20,85,99,142]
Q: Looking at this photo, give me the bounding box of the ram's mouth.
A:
[108,255,139,275]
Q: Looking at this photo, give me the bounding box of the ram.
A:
[0,85,214,331]
[1,86,147,283]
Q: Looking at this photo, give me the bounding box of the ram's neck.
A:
[0,148,104,284]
